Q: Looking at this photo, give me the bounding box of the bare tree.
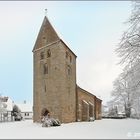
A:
[111,73,133,117]
[116,1,140,69]
[112,1,140,118]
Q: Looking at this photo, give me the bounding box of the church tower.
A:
[33,16,77,123]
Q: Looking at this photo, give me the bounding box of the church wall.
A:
[59,41,77,123]
[33,40,77,123]
[95,98,102,120]
[77,87,96,121]
[77,87,102,121]
[33,41,64,122]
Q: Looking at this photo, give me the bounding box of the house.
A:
[0,96,14,122]
[16,102,33,120]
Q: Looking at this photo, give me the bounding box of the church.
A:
[32,15,102,123]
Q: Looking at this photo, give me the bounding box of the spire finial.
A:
[45,9,47,17]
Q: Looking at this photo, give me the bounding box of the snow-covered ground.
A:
[0,119,140,139]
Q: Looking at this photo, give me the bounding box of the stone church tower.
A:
[33,16,77,123]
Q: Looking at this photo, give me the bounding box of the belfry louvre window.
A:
[44,63,48,74]
[40,52,44,60]
[47,49,51,58]
[42,36,47,45]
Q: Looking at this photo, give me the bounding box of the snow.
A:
[0,119,140,139]
[5,98,13,111]
[0,96,13,111]
[89,102,94,106]
[82,100,89,105]
[16,103,32,112]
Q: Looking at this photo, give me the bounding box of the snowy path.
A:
[0,119,140,139]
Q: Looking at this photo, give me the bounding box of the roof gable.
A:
[33,16,60,51]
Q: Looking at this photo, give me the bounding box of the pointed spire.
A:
[33,12,60,51]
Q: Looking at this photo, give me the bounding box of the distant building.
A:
[0,96,14,122]
[0,96,13,112]
[16,103,33,120]
[33,15,102,123]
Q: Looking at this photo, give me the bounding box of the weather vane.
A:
[45,9,47,17]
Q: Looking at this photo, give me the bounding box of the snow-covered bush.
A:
[42,115,61,127]
[89,117,95,121]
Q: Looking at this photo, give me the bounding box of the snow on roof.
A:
[0,96,14,111]
[6,98,14,111]
[89,102,94,106]
[16,103,33,112]
[82,100,89,105]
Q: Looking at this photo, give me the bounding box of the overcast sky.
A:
[0,1,131,104]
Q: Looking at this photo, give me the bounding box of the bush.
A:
[42,116,61,127]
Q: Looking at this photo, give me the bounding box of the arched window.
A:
[43,63,48,74]
[42,36,47,45]
[41,108,50,117]
[70,55,72,63]
[67,65,71,75]
[44,85,46,92]
[66,51,68,58]
[40,52,44,60]
[47,49,51,58]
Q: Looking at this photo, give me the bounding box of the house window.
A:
[47,49,51,58]
[25,113,29,116]
[44,64,48,74]
[40,52,44,60]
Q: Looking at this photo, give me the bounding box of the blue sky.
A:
[0,1,131,104]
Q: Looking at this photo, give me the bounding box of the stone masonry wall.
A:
[33,40,77,123]
[77,86,102,121]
